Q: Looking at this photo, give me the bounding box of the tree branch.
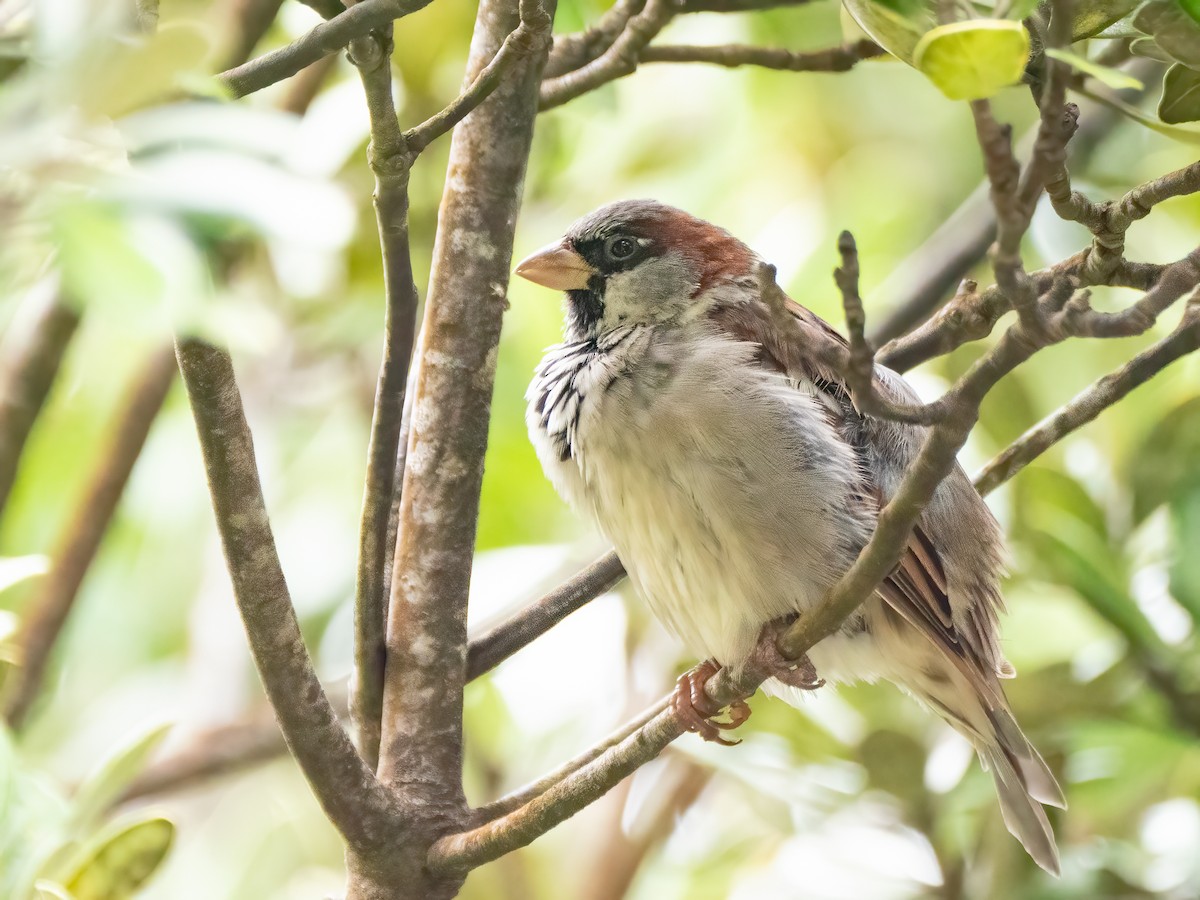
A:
[973,294,1200,496]
[3,346,175,728]
[374,0,553,830]
[467,549,626,681]
[539,0,676,110]
[115,550,623,800]
[869,65,1128,350]
[219,0,286,72]
[834,235,947,425]
[470,697,669,824]
[544,0,645,77]
[0,294,80,521]
[216,0,429,99]
[346,16,420,776]
[639,40,882,71]
[174,339,395,850]
[406,0,552,153]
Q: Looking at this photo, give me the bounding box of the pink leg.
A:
[670,659,752,746]
[752,617,825,691]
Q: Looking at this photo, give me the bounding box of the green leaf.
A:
[68,723,172,833]
[914,20,1031,100]
[75,24,212,119]
[1130,35,1178,62]
[1127,397,1200,521]
[841,0,930,64]
[1071,0,1142,39]
[63,816,174,900]
[1045,47,1145,90]
[1180,0,1200,26]
[1133,1,1200,68]
[1168,488,1200,625]
[1031,526,1166,656]
[33,882,75,900]
[1077,81,1200,142]
[1160,63,1200,122]
[52,202,164,321]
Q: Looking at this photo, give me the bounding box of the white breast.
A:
[528,323,876,668]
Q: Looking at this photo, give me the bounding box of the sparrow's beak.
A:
[515,241,595,291]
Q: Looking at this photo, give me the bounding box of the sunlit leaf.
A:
[841,0,930,63]
[76,24,212,120]
[63,816,174,900]
[68,723,172,833]
[1070,0,1142,39]
[1045,47,1144,90]
[1184,0,1200,25]
[0,555,49,594]
[1133,1,1200,68]
[1160,63,1200,123]
[33,882,74,900]
[914,20,1031,100]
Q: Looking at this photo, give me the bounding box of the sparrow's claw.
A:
[753,616,826,691]
[671,659,752,746]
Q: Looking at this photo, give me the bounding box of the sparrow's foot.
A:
[753,616,825,691]
[671,659,751,746]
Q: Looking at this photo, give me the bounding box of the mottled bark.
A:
[175,339,396,851]
[345,0,553,895]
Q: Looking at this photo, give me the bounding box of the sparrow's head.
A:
[515,200,756,339]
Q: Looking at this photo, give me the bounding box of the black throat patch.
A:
[565,273,606,338]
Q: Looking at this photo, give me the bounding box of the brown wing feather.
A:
[708,291,1002,692]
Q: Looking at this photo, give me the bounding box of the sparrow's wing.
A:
[709,293,1010,689]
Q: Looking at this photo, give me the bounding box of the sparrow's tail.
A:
[910,666,1066,875]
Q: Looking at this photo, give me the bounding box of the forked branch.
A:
[175,339,395,850]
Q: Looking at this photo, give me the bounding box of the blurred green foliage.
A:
[1,0,1200,897]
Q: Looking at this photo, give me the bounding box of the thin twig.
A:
[174,339,395,850]
[639,40,882,71]
[346,15,419,775]
[467,550,626,680]
[0,294,80,522]
[833,235,945,424]
[973,295,1200,496]
[471,697,669,823]
[4,346,175,728]
[877,254,1165,373]
[868,90,1125,349]
[216,0,427,99]
[406,0,552,152]
[544,0,646,77]
[539,0,677,110]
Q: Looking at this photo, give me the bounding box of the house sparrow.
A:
[516,199,1064,874]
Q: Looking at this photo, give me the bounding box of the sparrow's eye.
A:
[605,236,637,261]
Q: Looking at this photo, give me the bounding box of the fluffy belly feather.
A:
[529,328,880,673]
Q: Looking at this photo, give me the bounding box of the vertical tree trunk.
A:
[345,0,553,895]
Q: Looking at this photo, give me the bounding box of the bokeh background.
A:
[3,0,1200,896]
